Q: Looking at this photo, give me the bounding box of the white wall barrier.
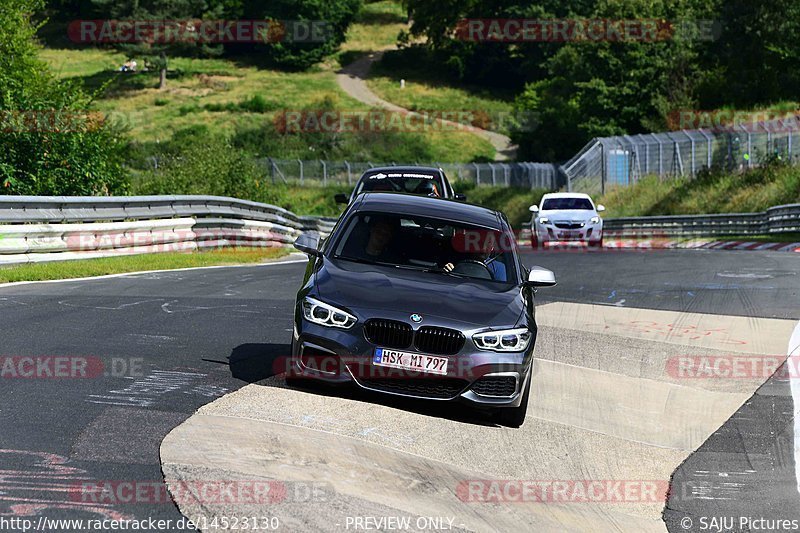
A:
[0,196,336,265]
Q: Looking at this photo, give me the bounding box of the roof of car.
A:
[541,192,593,200]
[353,192,501,229]
[360,166,443,176]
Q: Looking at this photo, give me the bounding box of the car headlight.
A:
[302,296,357,329]
[538,217,550,225]
[590,216,600,224]
[473,328,532,352]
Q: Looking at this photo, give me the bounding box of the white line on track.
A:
[0,255,309,290]
[789,320,800,495]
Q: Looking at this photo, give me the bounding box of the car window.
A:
[541,197,594,210]
[356,172,444,197]
[332,212,516,284]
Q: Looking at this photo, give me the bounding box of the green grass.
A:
[597,162,800,218]
[0,247,289,283]
[716,233,800,242]
[366,48,516,135]
[38,46,493,162]
[340,0,408,57]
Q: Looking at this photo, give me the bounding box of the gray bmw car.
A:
[289,192,556,427]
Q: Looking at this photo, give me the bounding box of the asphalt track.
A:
[0,249,798,532]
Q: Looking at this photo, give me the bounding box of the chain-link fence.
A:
[257,159,559,189]
[561,117,800,196]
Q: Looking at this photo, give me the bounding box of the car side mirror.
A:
[525,266,556,287]
[596,204,605,212]
[294,232,322,257]
[334,193,349,205]
[454,193,467,202]
[529,205,539,213]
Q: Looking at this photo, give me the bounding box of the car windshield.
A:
[332,212,515,283]
[356,172,443,196]
[541,197,594,210]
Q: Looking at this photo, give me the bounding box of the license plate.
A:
[560,231,581,238]
[372,348,448,376]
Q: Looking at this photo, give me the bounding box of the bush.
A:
[242,0,363,69]
[0,0,129,195]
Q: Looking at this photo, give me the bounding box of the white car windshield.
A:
[542,197,594,210]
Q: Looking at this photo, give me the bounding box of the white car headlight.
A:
[590,216,600,224]
[473,328,532,352]
[302,296,357,329]
[538,217,550,225]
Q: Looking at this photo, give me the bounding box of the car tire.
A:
[589,237,603,249]
[494,373,531,428]
[530,233,539,249]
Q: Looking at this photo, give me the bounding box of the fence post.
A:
[600,141,606,195]
[269,157,275,184]
[490,163,497,185]
[683,130,695,177]
[297,159,304,184]
[345,160,351,185]
[503,164,510,186]
[740,125,752,168]
[321,160,327,185]
[473,163,480,185]
[698,130,712,170]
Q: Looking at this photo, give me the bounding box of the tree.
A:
[710,0,800,106]
[0,0,128,195]
[509,0,717,160]
[89,0,231,89]
[242,0,362,69]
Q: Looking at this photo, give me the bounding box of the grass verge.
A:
[597,162,800,218]
[0,247,290,283]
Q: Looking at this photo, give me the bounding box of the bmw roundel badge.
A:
[410,314,423,323]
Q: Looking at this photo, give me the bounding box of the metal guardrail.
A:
[0,195,336,265]
[602,203,800,237]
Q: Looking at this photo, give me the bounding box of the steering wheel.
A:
[451,260,492,280]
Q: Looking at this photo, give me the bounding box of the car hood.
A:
[539,209,596,220]
[315,259,525,328]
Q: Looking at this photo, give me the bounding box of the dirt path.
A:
[336,50,518,162]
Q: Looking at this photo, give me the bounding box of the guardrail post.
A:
[321,160,327,185]
[297,159,304,184]
[345,160,351,185]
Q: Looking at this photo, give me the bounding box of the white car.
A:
[529,193,605,247]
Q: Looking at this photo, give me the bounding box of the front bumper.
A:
[534,223,603,243]
[290,318,534,408]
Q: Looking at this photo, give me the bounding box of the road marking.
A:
[789,320,800,495]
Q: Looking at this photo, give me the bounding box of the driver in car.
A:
[363,215,403,264]
[443,230,507,282]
